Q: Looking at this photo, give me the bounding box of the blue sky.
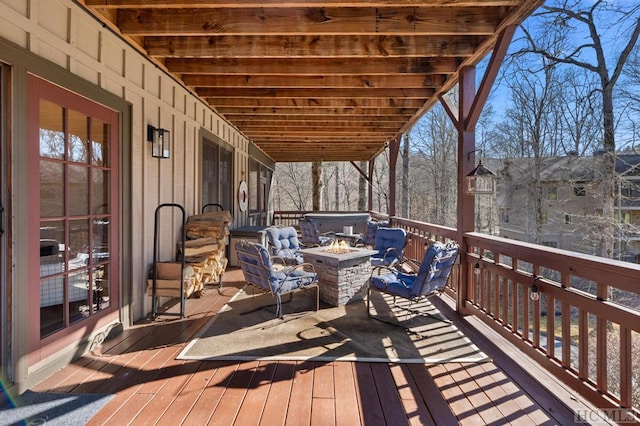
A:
[470,1,640,152]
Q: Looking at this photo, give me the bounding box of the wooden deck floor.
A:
[32,268,600,425]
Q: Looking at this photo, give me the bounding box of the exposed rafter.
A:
[80,0,544,163]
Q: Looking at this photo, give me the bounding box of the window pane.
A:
[68,165,89,216]
[40,221,65,338]
[69,219,90,266]
[68,110,89,163]
[91,119,109,166]
[202,141,219,205]
[94,266,109,311]
[220,147,233,210]
[39,100,65,159]
[249,159,258,212]
[69,269,90,325]
[40,160,64,217]
[92,217,110,264]
[93,169,109,215]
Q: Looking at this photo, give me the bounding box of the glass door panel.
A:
[39,220,65,337]
[36,93,115,339]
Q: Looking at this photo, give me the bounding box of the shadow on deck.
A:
[30,268,610,425]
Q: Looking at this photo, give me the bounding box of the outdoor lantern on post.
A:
[147,124,171,159]
[466,149,496,195]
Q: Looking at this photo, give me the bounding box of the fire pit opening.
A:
[323,240,354,254]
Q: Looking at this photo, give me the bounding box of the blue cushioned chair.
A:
[235,240,319,318]
[298,218,334,247]
[370,227,407,268]
[368,241,459,329]
[360,220,389,247]
[265,226,304,265]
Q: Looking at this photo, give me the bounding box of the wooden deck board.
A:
[390,364,436,426]
[181,361,237,425]
[233,361,276,425]
[258,361,296,425]
[27,268,595,425]
[284,362,314,426]
[333,362,362,426]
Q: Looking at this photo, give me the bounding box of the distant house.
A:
[494,153,640,262]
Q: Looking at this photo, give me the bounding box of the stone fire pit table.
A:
[299,246,378,307]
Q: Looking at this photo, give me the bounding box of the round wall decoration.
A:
[238,180,248,212]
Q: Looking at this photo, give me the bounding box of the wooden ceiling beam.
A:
[145,35,482,58]
[235,122,402,129]
[86,0,524,9]
[225,115,410,123]
[198,87,433,98]
[117,7,504,36]
[244,132,398,139]
[82,0,543,164]
[183,74,445,89]
[166,57,459,75]
[215,106,417,115]
[206,97,425,108]
[250,134,394,140]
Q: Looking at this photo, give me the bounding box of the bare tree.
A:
[517,0,640,257]
[555,68,602,155]
[358,161,367,211]
[410,104,457,226]
[401,133,410,218]
[371,151,390,213]
[620,46,640,150]
[273,162,312,210]
[312,161,323,210]
[499,54,562,243]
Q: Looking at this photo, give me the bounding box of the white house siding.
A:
[0,0,252,387]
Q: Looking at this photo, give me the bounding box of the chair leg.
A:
[392,294,451,325]
[367,289,448,337]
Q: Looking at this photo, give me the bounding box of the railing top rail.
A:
[392,217,458,241]
[465,232,640,292]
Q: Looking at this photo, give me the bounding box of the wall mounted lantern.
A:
[147,125,171,159]
[466,149,496,195]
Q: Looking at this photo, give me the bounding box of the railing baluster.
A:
[620,326,632,408]
[547,293,555,359]
[561,301,571,369]
[579,309,588,380]
[279,212,639,415]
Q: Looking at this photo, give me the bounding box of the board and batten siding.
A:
[0,0,252,328]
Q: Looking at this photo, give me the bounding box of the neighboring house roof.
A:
[494,154,640,183]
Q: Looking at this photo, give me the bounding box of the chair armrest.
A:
[398,257,421,273]
[370,265,399,283]
[282,262,317,280]
[272,256,288,266]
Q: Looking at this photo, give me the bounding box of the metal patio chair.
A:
[265,226,304,265]
[298,218,335,247]
[370,227,407,268]
[235,240,319,318]
[368,241,459,331]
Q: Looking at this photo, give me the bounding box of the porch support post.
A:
[388,135,401,217]
[368,159,375,211]
[450,25,516,314]
[456,66,476,314]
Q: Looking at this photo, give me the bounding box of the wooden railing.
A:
[463,232,640,419]
[272,210,386,228]
[272,210,307,227]
[273,209,639,420]
[388,217,640,421]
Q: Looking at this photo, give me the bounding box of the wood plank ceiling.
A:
[80,0,542,163]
